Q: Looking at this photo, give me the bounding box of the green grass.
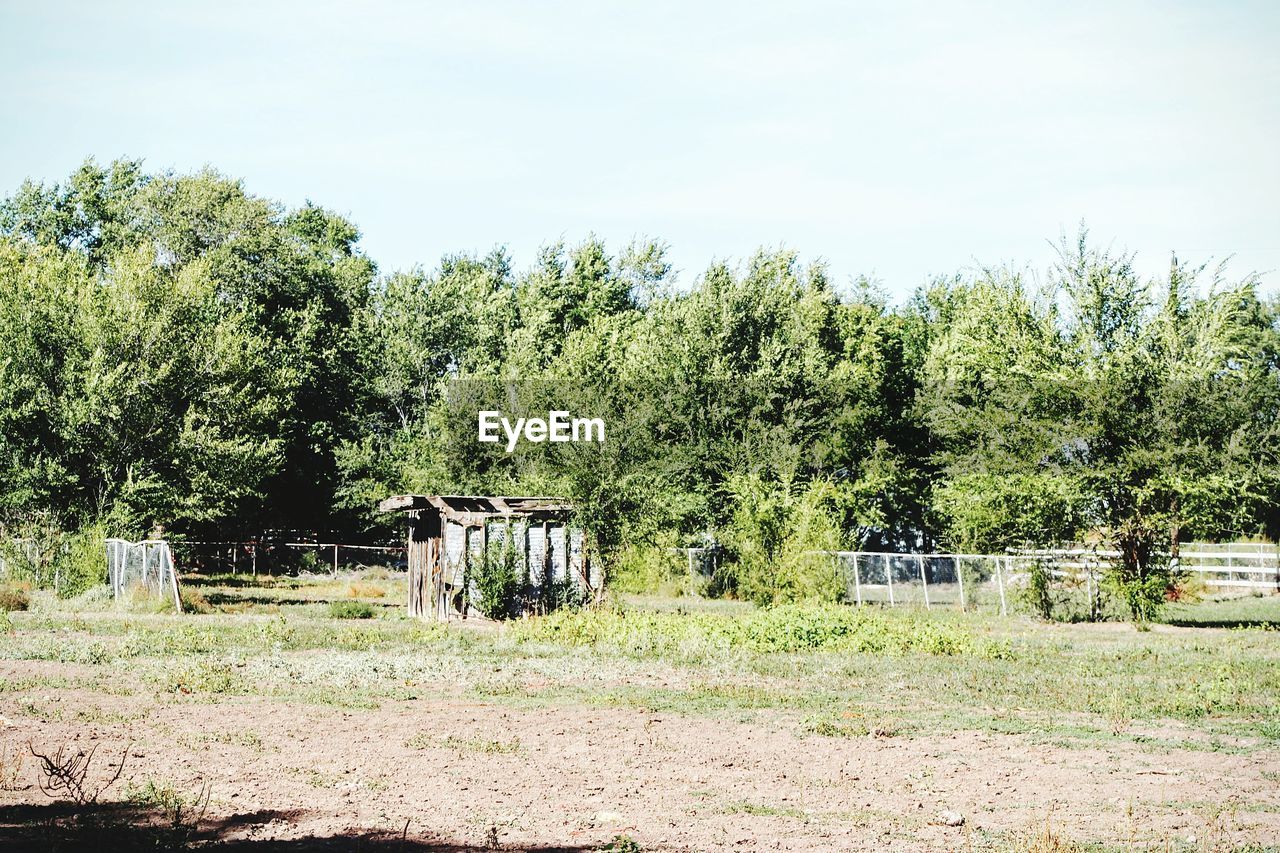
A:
[2,574,1278,754]
[1163,593,1280,628]
[510,602,998,656]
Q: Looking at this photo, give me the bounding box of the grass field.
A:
[0,571,1277,851]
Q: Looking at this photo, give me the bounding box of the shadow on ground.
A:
[182,575,293,589]
[0,802,603,852]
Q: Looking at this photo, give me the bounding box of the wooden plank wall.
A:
[405,509,441,618]
[406,512,599,620]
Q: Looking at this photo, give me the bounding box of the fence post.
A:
[1086,567,1094,621]
[166,544,183,614]
[852,553,862,606]
[956,555,966,610]
[996,556,1008,616]
[886,555,896,607]
[918,553,929,609]
[462,526,471,618]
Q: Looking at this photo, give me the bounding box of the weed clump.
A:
[347,581,386,598]
[178,588,212,614]
[473,544,524,619]
[0,581,31,611]
[328,600,376,619]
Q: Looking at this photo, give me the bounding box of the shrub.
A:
[0,518,105,598]
[0,582,31,612]
[610,541,687,594]
[1166,571,1207,603]
[328,600,375,619]
[718,476,845,605]
[1107,569,1171,623]
[57,525,108,598]
[472,542,524,619]
[1021,560,1053,620]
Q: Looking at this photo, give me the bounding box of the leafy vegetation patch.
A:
[512,603,992,658]
[327,600,376,619]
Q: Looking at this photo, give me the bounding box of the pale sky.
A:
[2,1,1277,298]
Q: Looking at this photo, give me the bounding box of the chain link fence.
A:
[105,538,183,610]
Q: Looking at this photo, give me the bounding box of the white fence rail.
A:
[1007,544,1280,591]
[822,542,1279,614]
[1178,543,1280,589]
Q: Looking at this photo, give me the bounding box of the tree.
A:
[921,232,1280,619]
[0,159,375,538]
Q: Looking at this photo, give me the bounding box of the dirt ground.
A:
[1,667,1277,851]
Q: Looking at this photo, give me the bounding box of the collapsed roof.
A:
[377,495,573,527]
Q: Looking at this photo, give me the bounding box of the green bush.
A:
[0,519,106,598]
[328,600,375,619]
[1021,560,1054,620]
[58,525,108,598]
[472,542,524,620]
[1108,570,1171,623]
[718,476,845,605]
[610,539,689,595]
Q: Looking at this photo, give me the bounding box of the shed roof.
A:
[377,495,573,525]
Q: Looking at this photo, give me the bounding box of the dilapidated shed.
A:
[378,495,599,620]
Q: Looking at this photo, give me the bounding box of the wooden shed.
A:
[378,495,598,620]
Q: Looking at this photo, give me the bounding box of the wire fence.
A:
[104,538,182,610]
[172,540,405,575]
[831,552,1010,611]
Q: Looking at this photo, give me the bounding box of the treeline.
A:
[2,161,1278,611]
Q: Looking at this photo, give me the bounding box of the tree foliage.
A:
[0,159,374,537]
[918,233,1280,617]
[2,162,1278,617]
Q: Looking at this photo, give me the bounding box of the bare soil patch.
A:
[2,686,1276,851]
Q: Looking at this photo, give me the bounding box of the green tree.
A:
[0,159,375,539]
[921,232,1280,619]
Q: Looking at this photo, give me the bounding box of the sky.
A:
[1,0,1277,299]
